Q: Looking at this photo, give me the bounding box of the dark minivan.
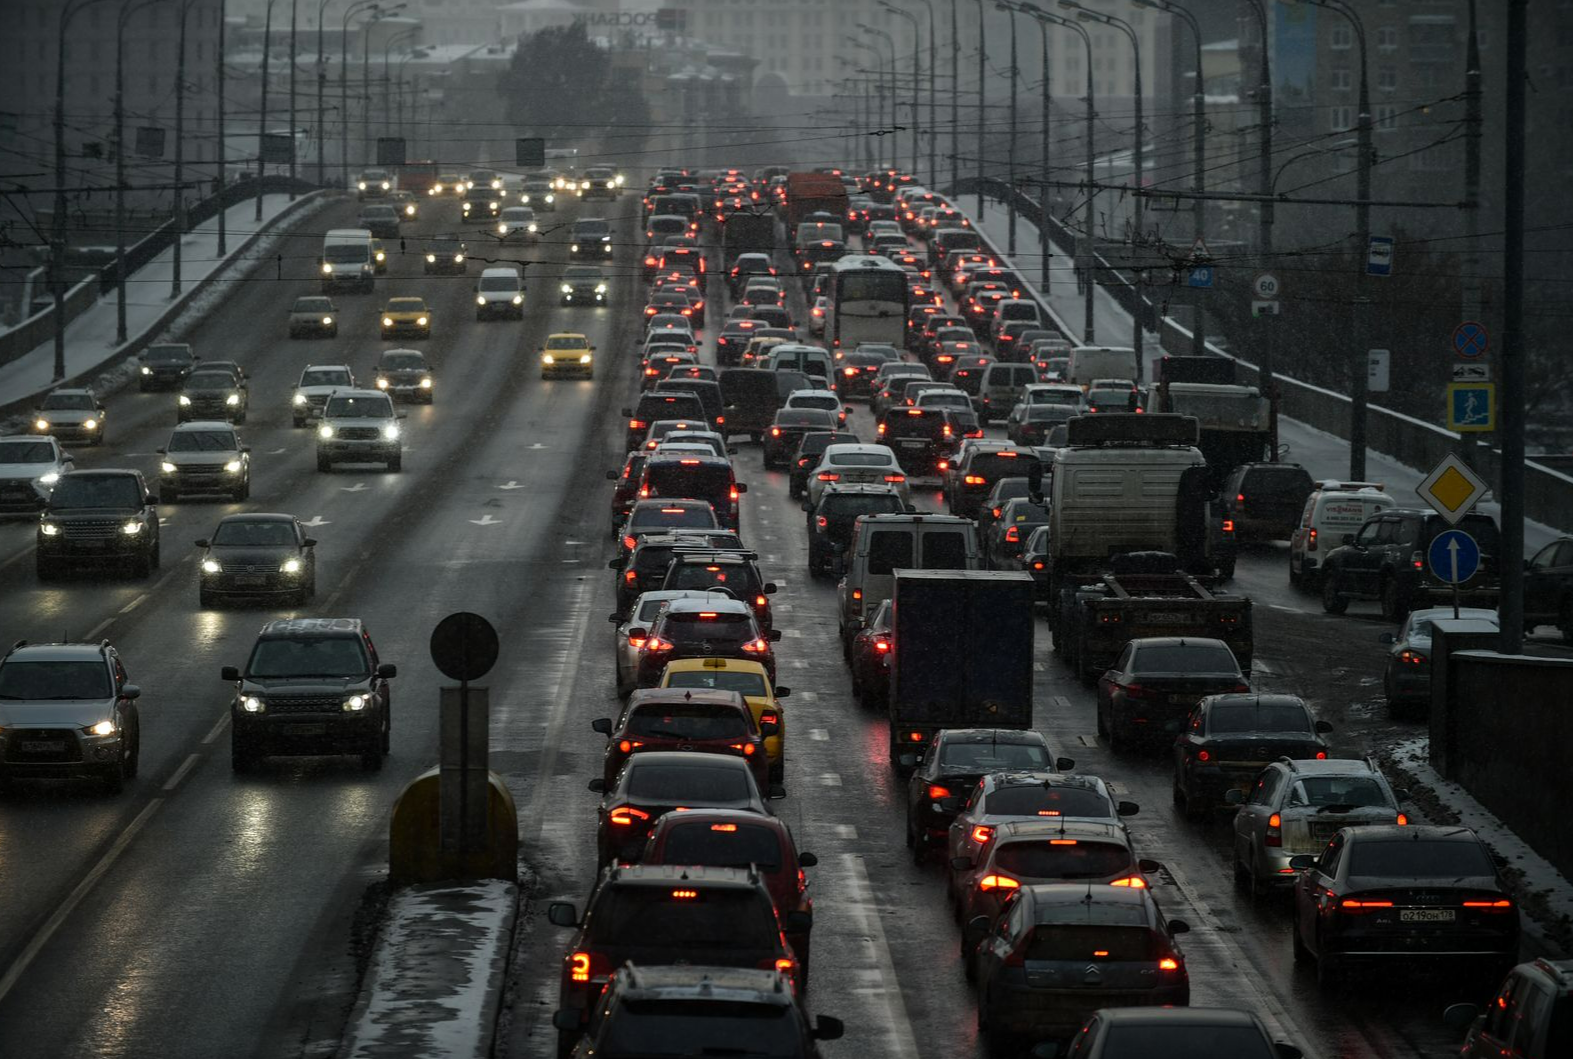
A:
[719,368,781,441]
[624,392,707,453]
[638,454,745,531]
[1220,462,1316,542]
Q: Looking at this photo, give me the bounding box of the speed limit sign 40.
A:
[1252,272,1281,299]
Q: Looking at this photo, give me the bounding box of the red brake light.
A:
[671,889,699,899]
[711,823,739,832]
[609,805,652,826]
[1266,812,1282,847]
[964,475,986,485]
[740,638,770,654]
[971,825,994,844]
[1396,813,1409,826]
[1196,749,1211,762]
[570,951,592,982]
[1158,957,1180,971]
[623,535,637,551]
[927,785,952,800]
[883,474,906,483]
[1340,899,1394,910]
[770,427,781,437]
[1109,876,1148,888]
[817,472,840,482]
[1308,527,1319,551]
[978,874,1020,892]
[873,638,890,653]
[1462,899,1514,909]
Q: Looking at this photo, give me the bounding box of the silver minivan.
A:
[975,362,1039,423]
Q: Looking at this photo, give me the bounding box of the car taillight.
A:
[1308,527,1318,551]
[645,637,674,653]
[1339,899,1394,912]
[570,951,593,983]
[844,367,857,376]
[937,460,949,471]
[1222,519,1235,533]
[1232,683,1251,692]
[1158,957,1180,971]
[1121,683,1154,700]
[609,805,651,826]
[1109,876,1148,888]
[624,570,637,585]
[741,638,770,654]
[629,419,646,430]
[1412,550,1425,570]
[978,874,1019,892]
[817,472,840,482]
[770,427,781,437]
[964,475,986,485]
[1265,812,1282,847]
[616,739,643,753]
[1396,813,1409,826]
[1195,750,1211,762]
[876,422,887,435]
[873,638,890,653]
[730,486,740,502]
[884,474,906,483]
[927,785,952,800]
[773,957,795,975]
[1004,526,1020,543]
[1032,561,1045,570]
[1461,898,1514,910]
[971,825,994,845]
[623,535,637,551]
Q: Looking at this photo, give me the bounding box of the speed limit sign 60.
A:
[1252,272,1281,299]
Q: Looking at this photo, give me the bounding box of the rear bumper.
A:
[984,981,1188,1038]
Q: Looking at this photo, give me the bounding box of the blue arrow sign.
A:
[1367,236,1394,276]
[1428,529,1480,585]
[1187,266,1214,289]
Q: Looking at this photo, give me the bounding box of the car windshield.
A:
[1406,614,1499,642]
[1025,925,1157,962]
[1347,838,1495,878]
[49,476,141,508]
[245,637,367,679]
[575,221,610,237]
[829,452,892,467]
[292,299,332,313]
[183,374,233,391]
[939,742,1050,770]
[0,661,111,700]
[919,393,970,410]
[379,353,425,370]
[145,346,193,362]
[324,396,392,418]
[658,822,783,871]
[992,840,1134,880]
[985,785,1113,818]
[546,335,590,350]
[1207,703,1311,734]
[789,394,839,411]
[1133,645,1239,674]
[301,370,352,387]
[591,889,776,949]
[822,495,904,520]
[665,670,768,698]
[565,268,602,280]
[479,276,518,291]
[212,520,297,547]
[1289,777,1391,810]
[167,430,238,453]
[0,441,55,464]
[42,393,96,410]
[386,299,424,312]
[626,704,750,741]
[632,506,716,531]
[667,564,756,592]
[1102,1025,1275,1059]
[626,763,752,802]
[666,612,756,645]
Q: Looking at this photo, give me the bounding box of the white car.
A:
[806,443,910,508]
[912,387,972,414]
[641,328,696,357]
[808,295,830,336]
[1019,383,1086,411]
[0,435,74,513]
[783,389,849,428]
[496,206,539,242]
[645,312,695,339]
[291,364,355,427]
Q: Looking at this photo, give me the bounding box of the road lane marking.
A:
[809,728,830,741]
[500,480,524,489]
[1052,695,1071,710]
[118,594,148,614]
[303,515,330,527]
[201,712,230,745]
[840,854,920,1058]
[340,483,368,492]
[518,576,595,852]
[86,617,114,639]
[833,825,859,839]
[0,796,166,1005]
[469,514,502,526]
[163,753,201,791]
[1254,658,1275,674]
[1078,734,1098,747]
[819,773,843,786]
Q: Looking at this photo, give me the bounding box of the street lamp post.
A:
[216,0,227,253]
[1001,4,1019,256]
[316,0,335,185]
[1135,0,1206,354]
[857,24,900,171]
[170,0,204,301]
[383,29,419,140]
[878,2,921,184]
[897,0,938,185]
[115,0,167,346]
[340,0,381,187]
[847,38,886,165]
[1240,0,1275,445]
[1004,2,1052,290]
[1304,0,1373,481]
[973,0,986,215]
[288,0,298,197]
[949,0,960,191]
[256,0,277,222]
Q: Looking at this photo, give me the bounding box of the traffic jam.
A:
[535,164,1552,1059]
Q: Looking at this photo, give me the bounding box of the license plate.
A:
[1147,611,1196,624]
[234,575,266,586]
[75,539,105,549]
[900,439,926,448]
[1311,822,1342,839]
[1400,909,1455,922]
[1168,694,1197,705]
[21,740,66,754]
[285,724,326,737]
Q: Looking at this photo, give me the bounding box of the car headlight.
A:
[376,376,390,388]
[343,694,368,712]
[580,180,591,190]
[404,204,415,216]
[579,354,593,364]
[381,423,399,440]
[511,294,523,305]
[417,316,428,326]
[426,253,436,263]
[615,174,625,186]
[319,424,334,439]
[141,365,152,375]
[571,244,579,252]
[241,696,264,713]
[542,354,556,365]
[82,418,99,431]
[595,283,607,294]
[178,395,191,406]
[225,393,240,406]
[280,558,302,574]
[498,223,508,234]
[374,250,386,262]
[322,263,333,274]
[561,283,573,294]
[380,181,390,190]
[419,377,432,388]
[121,520,143,535]
[462,202,472,212]
[89,720,117,737]
[357,181,367,190]
[224,460,242,473]
[520,193,530,203]
[382,317,394,327]
[454,253,464,262]
[201,558,221,574]
[40,522,59,536]
[527,223,537,233]
[37,472,59,486]
[160,461,177,473]
[476,295,488,306]
[293,393,307,406]
[545,194,554,203]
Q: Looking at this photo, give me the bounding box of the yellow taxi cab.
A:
[658,657,789,783]
[379,296,431,339]
[540,332,595,380]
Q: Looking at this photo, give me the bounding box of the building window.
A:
[1331,67,1352,91]
[1375,104,1399,131]
[1329,105,1353,131]
[1377,66,1398,92]
[1330,25,1352,50]
[1377,26,1398,51]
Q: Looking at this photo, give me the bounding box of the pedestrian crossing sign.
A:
[1446,383,1495,433]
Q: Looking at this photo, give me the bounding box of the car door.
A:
[1341,517,1389,595]
[1525,540,1573,621]
[1298,831,1345,950]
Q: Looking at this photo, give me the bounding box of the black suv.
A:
[0,639,142,791]
[138,343,198,391]
[1320,509,1501,620]
[807,484,907,577]
[877,407,955,476]
[221,618,396,772]
[1219,462,1316,542]
[37,470,161,579]
[660,550,778,630]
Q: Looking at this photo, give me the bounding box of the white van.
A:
[475,266,525,320]
[320,228,375,293]
[763,344,834,383]
[1288,482,1397,588]
[1065,346,1140,390]
[976,362,1040,423]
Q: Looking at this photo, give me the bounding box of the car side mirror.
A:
[1224,789,1245,805]
[156,447,166,454]
[1138,858,1162,874]
[773,686,790,698]
[1117,800,1140,816]
[1378,632,1396,644]
[550,1010,580,1032]
[220,665,240,682]
[1341,533,1356,546]
[620,408,633,417]
[768,782,787,800]
[605,470,618,480]
[194,538,210,548]
[768,629,783,642]
[800,498,813,512]
[812,1016,844,1042]
[798,851,818,868]
[607,613,623,623]
[1167,918,1191,935]
[952,855,974,871]
[1288,854,1317,871]
[937,796,961,813]
[1443,1003,1481,1033]
[121,684,141,700]
[591,718,613,736]
[1315,720,1334,733]
[303,538,318,547]
[146,494,159,505]
[784,910,812,933]
[734,482,748,494]
[377,663,397,679]
[1055,756,1075,772]
[763,582,777,594]
[607,558,623,569]
[547,902,579,928]
[587,778,606,793]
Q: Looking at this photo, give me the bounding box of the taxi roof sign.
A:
[1416,453,1489,526]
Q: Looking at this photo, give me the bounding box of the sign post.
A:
[1417,452,1490,526]
[1366,235,1394,277]
[1428,528,1482,619]
[430,611,500,859]
[1367,349,1390,393]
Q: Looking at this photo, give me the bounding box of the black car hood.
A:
[242,676,367,694]
[49,506,140,517]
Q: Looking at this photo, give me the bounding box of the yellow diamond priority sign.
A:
[1417,453,1489,526]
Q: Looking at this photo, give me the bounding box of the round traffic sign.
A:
[1252,272,1281,299]
[1452,321,1489,358]
[429,611,499,682]
[1427,529,1481,585]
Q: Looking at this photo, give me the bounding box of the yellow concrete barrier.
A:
[389,766,518,884]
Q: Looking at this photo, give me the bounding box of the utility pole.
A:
[1241,0,1276,453]
[1499,0,1527,652]
[171,0,193,300]
[288,0,298,197]
[257,0,273,221]
[950,0,960,191]
[975,0,986,215]
[216,0,227,254]
[1005,6,1018,256]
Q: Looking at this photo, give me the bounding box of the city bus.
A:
[825,255,909,351]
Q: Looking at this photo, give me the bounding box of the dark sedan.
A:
[1096,637,1250,753]
[373,348,433,404]
[590,687,770,791]
[763,408,840,470]
[195,513,317,607]
[139,343,198,390]
[588,750,777,868]
[1171,693,1332,817]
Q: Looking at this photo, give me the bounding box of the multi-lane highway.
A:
[0,155,1545,1059]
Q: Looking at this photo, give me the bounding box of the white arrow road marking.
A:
[470,514,501,526]
[340,483,367,492]
[528,443,548,450]
[268,448,287,455]
[499,480,524,489]
[303,516,330,527]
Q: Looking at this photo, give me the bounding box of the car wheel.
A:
[124,726,140,779]
[101,754,126,794]
[795,949,810,994]
[231,732,261,773]
[1559,599,1573,644]
[1292,920,1312,964]
[36,556,57,581]
[130,549,152,579]
[1288,561,1301,589]
[317,454,333,473]
[1321,572,1348,614]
